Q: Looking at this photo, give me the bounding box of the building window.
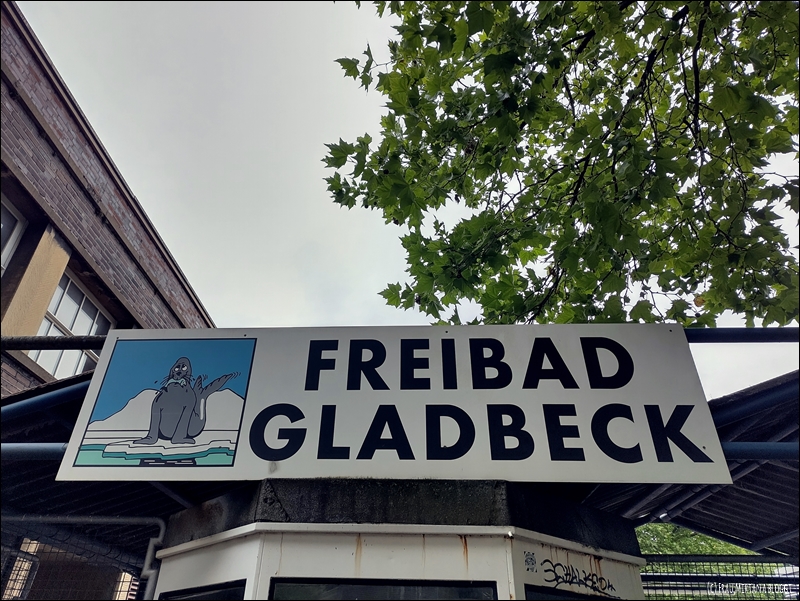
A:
[268,579,497,600]
[1,193,27,276]
[29,272,113,378]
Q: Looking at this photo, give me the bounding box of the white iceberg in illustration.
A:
[82,388,244,461]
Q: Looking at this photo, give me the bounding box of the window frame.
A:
[157,579,247,600]
[1,193,28,276]
[29,269,115,378]
[267,577,499,600]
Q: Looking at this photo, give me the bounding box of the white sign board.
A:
[57,324,731,483]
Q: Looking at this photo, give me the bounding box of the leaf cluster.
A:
[637,523,755,556]
[325,1,799,325]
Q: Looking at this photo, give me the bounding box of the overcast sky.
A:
[14,1,798,399]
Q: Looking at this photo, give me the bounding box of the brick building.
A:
[1,0,213,398]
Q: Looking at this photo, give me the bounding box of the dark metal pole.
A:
[1,442,67,460]
[721,441,799,461]
[1,380,90,421]
[683,328,799,343]
[1,335,107,351]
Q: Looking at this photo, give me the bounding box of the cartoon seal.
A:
[133,357,234,445]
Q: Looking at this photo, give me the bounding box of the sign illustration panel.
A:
[73,337,256,468]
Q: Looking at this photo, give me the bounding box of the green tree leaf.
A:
[335,57,360,79]
[465,3,494,36]
[637,524,755,555]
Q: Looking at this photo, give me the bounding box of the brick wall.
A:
[1,353,44,397]
[1,6,212,329]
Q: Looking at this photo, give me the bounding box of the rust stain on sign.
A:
[354,534,363,577]
[459,535,469,571]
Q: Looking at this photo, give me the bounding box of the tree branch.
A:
[691,2,711,142]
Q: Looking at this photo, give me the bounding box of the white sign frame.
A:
[57,324,731,484]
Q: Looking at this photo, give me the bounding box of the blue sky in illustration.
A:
[90,338,256,422]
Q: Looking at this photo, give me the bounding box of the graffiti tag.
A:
[541,559,618,598]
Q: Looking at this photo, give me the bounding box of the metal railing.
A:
[642,554,800,600]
